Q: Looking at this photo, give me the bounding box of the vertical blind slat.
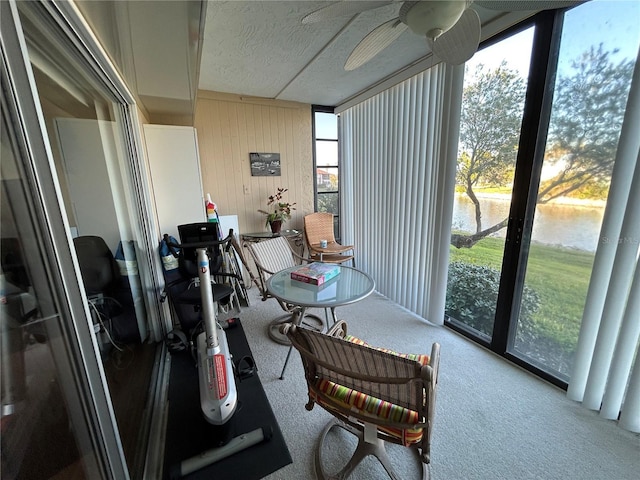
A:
[340,64,463,325]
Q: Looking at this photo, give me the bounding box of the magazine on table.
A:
[290,262,340,286]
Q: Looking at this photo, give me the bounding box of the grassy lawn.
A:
[448,236,594,350]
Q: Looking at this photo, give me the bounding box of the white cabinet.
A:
[143,125,205,239]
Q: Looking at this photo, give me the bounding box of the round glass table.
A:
[267,264,375,378]
[267,265,374,311]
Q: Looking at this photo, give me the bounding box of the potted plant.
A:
[258,187,296,233]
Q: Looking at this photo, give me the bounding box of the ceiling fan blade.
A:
[345,18,408,71]
[475,1,583,11]
[428,8,481,65]
[302,1,393,24]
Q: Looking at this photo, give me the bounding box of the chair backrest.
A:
[247,236,297,282]
[285,322,440,461]
[73,235,121,296]
[177,222,223,277]
[304,212,336,245]
[246,236,301,306]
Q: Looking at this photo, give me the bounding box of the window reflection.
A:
[0,2,161,476]
[1,107,93,479]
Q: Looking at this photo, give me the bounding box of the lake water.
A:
[452,194,605,252]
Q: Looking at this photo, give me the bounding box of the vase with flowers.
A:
[258,187,296,234]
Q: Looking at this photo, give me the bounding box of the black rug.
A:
[163,319,292,479]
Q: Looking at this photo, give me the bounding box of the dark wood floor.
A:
[103,340,159,478]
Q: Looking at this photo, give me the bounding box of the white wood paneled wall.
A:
[194,91,314,236]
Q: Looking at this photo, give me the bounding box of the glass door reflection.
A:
[1,102,99,479]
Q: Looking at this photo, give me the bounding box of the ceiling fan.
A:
[302,1,581,69]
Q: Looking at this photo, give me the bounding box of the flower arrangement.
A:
[258,187,296,227]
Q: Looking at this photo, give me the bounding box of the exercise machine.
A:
[162,228,269,477]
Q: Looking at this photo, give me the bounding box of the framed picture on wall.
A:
[250,152,281,176]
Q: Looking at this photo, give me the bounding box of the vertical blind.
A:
[339,64,463,325]
[567,52,640,433]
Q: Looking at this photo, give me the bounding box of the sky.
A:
[467,0,640,79]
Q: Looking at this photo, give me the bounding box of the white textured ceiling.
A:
[75,1,538,116]
[198,1,530,107]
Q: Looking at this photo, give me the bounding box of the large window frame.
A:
[446,10,571,388]
[445,4,639,390]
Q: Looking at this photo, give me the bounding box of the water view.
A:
[451,194,605,252]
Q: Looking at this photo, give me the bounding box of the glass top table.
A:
[241,229,301,241]
[267,264,375,379]
[266,265,375,310]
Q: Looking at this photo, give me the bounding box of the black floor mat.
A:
[163,319,292,479]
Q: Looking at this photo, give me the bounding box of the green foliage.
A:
[317,192,338,215]
[258,187,296,226]
[457,63,525,191]
[447,237,595,357]
[445,262,540,338]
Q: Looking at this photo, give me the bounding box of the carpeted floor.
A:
[235,286,639,480]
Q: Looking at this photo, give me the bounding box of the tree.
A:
[452,62,525,248]
[538,44,634,203]
[318,192,338,214]
[452,46,634,248]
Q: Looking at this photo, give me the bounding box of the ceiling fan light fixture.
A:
[427,28,444,40]
[428,8,481,65]
[400,0,470,38]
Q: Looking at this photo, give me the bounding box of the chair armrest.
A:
[290,248,314,265]
[326,320,347,339]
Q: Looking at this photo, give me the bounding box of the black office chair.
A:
[161,223,239,337]
[73,235,139,344]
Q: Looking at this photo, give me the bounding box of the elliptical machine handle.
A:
[163,229,235,253]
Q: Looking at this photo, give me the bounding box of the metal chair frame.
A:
[246,236,325,344]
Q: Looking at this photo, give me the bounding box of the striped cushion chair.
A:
[282,321,440,480]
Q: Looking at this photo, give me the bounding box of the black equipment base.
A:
[163,319,292,479]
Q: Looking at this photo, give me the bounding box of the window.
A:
[445,0,640,387]
[313,106,340,238]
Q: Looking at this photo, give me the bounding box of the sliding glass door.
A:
[446,0,640,386]
[1,1,127,477]
[446,27,533,343]
[1,0,170,476]
[509,1,640,381]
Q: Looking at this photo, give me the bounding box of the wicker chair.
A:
[282,321,440,480]
[246,236,324,344]
[303,212,355,266]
